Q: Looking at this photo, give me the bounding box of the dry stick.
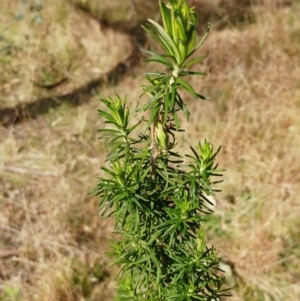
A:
[0,223,20,234]
[1,165,59,177]
[0,249,19,259]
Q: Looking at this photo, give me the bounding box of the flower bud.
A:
[156,122,168,150]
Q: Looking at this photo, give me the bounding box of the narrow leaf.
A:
[160,1,172,35]
[177,78,198,98]
[147,19,181,64]
[195,22,210,51]
[184,51,209,68]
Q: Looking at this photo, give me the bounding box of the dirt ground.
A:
[1,1,300,300]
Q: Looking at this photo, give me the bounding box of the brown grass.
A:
[1,0,300,300]
[0,0,132,110]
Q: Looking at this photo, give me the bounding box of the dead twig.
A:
[1,165,60,177]
[0,250,19,259]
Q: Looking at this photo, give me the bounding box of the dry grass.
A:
[68,0,160,29]
[183,3,300,300]
[0,0,132,109]
[1,0,300,300]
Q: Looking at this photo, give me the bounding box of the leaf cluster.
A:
[93,96,227,299]
[140,1,211,133]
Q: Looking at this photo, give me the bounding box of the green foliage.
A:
[71,259,108,299]
[0,286,23,301]
[93,0,229,300]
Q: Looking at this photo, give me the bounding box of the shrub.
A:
[93,0,229,300]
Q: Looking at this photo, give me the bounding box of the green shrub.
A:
[93,1,229,300]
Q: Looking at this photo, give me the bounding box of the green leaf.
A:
[163,91,170,124]
[144,104,161,133]
[175,93,190,120]
[142,48,174,65]
[189,146,199,160]
[184,51,209,68]
[187,15,198,54]
[175,15,187,43]
[147,19,181,65]
[197,93,211,100]
[195,22,210,51]
[157,163,169,188]
[98,110,115,123]
[127,120,142,134]
[97,128,120,135]
[177,78,198,98]
[160,1,172,35]
[138,86,163,112]
[173,107,180,130]
[170,83,176,112]
[181,70,208,76]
